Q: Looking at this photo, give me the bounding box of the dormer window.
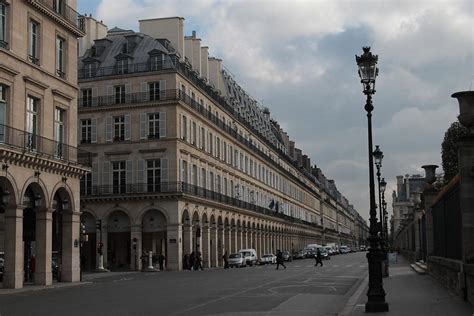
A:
[121,42,128,54]
[83,62,97,78]
[116,58,129,74]
[150,54,165,71]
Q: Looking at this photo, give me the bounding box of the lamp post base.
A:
[365,301,389,313]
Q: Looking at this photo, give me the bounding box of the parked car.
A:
[305,248,316,258]
[360,246,367,251]
[339,246,350,254]
[282,251,292,262]
[324,246,336,256]
[239,249,258,266]
[228,252,246,268]
[293,250,306,259]
[259,253,276,265]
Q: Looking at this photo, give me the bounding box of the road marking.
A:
[112,277,133,282]
[359,265,366,268]
[346,265,353,267]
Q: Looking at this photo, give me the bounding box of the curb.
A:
[0,281,93,295]
[338,272,369,316]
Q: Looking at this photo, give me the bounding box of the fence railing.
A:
[33,0,85,31]
[81,181,321,229]
[0,124,91,166]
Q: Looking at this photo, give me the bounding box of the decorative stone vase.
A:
[452,91,474,133]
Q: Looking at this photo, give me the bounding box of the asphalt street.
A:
[0,252,368,316]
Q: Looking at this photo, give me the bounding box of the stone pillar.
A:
[61,210,80,282]
[218,226,224,266]
[237,228,242,251]
[195,225,202,253]
[201,226,210,268]
[210,226,218,267]
[423,186,439,256]
[166,224,182,270]
[35,208,53,286]
[225,226,231,253]
[101,226,108,269]
[231,228,236,253]
[182,224,192,256]
[131,225,142,271]
[3,206,24,289]
[243,229,248,249]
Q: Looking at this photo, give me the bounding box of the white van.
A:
[239,249,258,266]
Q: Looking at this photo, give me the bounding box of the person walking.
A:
[223,251,229,269]
[189,251,195,270]
[276,250,286,270]
[158,253,165,271]
[195,251,203,270]
[183,253,189,270]
[315,248,323,267]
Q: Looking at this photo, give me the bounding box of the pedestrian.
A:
[315,248,323,267]
[189,251,195,270]
[29,255,36,282]
[158,253,165,271]
[275,250,286,270]
[195,251,203,270]
[183,253,189,270]
[223,251,229,269]
[141,252,148,271]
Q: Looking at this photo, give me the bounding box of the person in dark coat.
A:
[195,251,203,270]
[189,252,195,270]
[275,250,286,270]
[183,253,189,270]
[315,249,323,267]
[223,251,229,269]
[158,253,165,271]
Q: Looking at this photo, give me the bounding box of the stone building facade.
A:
[77,17,366,271]
[0,0,87,289]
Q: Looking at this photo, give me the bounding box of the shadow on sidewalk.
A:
[347,256,474,316]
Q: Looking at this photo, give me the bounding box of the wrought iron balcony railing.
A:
[0,124,91,166]
[32,0,85,32]
[81,181,321,229]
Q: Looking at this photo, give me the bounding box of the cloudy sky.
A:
[78,0,473,222]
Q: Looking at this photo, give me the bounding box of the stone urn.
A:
[452,91,474,133]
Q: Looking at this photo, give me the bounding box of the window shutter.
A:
[140,113,147,139]
[125,84,132,103]
[92,87,98,106]
[91,118,97,143]
[124,114,131,140]
[106,86,113,104]
[140,82,148,102]
[161,158,169,184]
[102,161,110,194]
[77,121,82,145]
[159,112,167,138]
[179,160,183,182]
[126,160,133,192]
[159,80,167,100]
[92,162,99,189]
[137,159,145,193]
[105,116,112,142]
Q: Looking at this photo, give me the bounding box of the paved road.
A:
[0,252,368,316]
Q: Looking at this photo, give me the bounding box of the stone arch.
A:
[136,205,170,227]
[21,177,49,210]
[50,182,76,212]
[181,208,191,225]
[142,208,167,266]
[106,209,132,270]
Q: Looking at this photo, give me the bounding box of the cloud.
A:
[92,0,473,221]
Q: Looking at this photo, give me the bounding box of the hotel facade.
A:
[77,17,367,271]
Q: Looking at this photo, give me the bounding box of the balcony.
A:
[28,0,85,34]
[0,124,91,167]
[81,181,321,229]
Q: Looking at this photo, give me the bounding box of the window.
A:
[81,89,92,107]
[0,85,6,142]
[148,82,160,101]
[53,0,64,14]
[56,36,65,78]
[192,121,197,145]
[216,137,220,158]
[26,96,38,150]
[28,20,40,64]
[146,159,161,192]
[54,107,65,157]
[181,115,187,140]
[114,85,125,104]
[200,127,205,150]
[80,173,92,195]
[81,119,91,144]
[84,63,96,78]
[113,116,125,141]
[150,54,164,71]
[208,132,213,154]
[148,113,160,138]
[116,59,128,74]
[112,161,126,194]
[0,2,7,48]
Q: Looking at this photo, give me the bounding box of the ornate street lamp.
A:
[356,46,388,312]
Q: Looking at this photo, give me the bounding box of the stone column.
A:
[201,226,210,268]
[225,226,231,253]
[231,228,236,253]
[130,225,142,271]
[423,186,439,256]
[3,206,24,289]
[243,229,248,249]
[61,210,80,282]
[237,228,242,251]
[166,224,182,270]
[210,226,218,267]
[35,208,53,286]
[101,226,108,269]
[182,224,192,256]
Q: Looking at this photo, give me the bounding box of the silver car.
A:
[228,252,245,268]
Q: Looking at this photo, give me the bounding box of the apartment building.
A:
[77,17,364,271]
[0,0,87,289]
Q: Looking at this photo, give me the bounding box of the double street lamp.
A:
[355,46,389,312]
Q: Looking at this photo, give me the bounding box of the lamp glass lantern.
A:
[356,47,379,92]
[380,178,387,194]
[373,145,384,167]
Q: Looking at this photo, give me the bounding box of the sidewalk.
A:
[345,256,474,315]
